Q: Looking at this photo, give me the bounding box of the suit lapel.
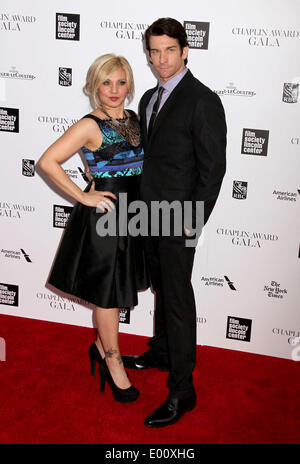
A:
[140,86,157,150]
[147,70,193,143]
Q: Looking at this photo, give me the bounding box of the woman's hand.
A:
[82,182,117,211]
[85,167,93,182]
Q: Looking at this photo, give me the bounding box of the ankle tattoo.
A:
[105,349,122,364]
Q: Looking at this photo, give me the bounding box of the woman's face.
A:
[98,67,128,111]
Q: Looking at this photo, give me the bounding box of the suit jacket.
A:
[139,69,227,225]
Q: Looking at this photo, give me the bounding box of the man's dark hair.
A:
[145,17,188,65]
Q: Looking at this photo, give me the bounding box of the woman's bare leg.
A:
[94,306,131,389]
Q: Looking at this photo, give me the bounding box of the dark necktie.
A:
[148,86,164,138]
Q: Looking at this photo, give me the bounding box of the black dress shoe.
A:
[144,392,196,428]
[122,351,169,371]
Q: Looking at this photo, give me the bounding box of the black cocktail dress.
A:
[48,111,149,308]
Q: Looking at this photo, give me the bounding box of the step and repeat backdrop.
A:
[1,0,300,360]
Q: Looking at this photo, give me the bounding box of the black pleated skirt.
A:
[48,175,149,308]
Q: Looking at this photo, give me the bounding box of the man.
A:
[124,17,227,427]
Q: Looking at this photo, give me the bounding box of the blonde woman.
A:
[38,54,148,403]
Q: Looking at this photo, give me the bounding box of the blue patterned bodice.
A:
[81,111,144,178]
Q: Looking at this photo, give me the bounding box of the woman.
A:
[38,54,148,403]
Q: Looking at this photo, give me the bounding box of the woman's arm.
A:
[37,118,116,209]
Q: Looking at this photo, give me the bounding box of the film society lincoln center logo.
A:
[241,128,269,156]
[0,283,19,307]
[56,13,80,41]
[53,205,73,228]
[119,308,130,324]
[184,21,210,49]
[0,107,19,133]
[226,316,252,342]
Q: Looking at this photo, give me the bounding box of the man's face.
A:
[148,34,189,84]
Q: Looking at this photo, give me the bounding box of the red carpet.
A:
[0,314,299,444]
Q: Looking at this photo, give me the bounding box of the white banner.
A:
[1,0,300,360]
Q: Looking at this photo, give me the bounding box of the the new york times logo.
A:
[22,159,35,177]
[232,181,247,199]
[241,128,269,156]
[56,13,80,41]
[264,280,287,300]
[59,67,72,86]
[226,316,252,342]
[283,83,299,103]
[184,21,209,49]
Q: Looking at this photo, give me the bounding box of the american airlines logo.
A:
[1,248,32,262]
[224,276,236,290]
[201,275,237,290]
[20,248,32,262]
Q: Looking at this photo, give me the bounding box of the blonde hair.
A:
[84,54,134,108]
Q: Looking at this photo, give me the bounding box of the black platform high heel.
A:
[89,342,104,376]
[99,360,139,403]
